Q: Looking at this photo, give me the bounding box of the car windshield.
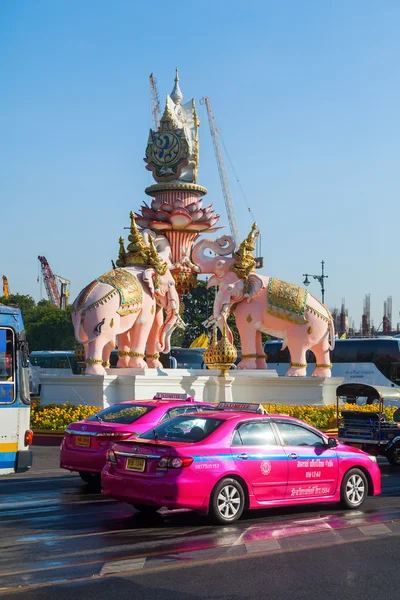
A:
[86,404,155,425]
[140,415,224,442]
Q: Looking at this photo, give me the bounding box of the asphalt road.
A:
[0,447,400,599]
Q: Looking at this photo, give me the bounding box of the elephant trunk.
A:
[157,299,179,354]
[191,236,235,274]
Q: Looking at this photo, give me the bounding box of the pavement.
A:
[1,447,400,599]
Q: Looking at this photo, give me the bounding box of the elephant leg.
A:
[85,338,107,375]
[285,334,308,377]
[255,331,267,370]
[145,306,164,368]
[128,304,155,368]
[116,331,131,368]
[311,335,332,377]
[236,325,257,370]
[102,340,115,369]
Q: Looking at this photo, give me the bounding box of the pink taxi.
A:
[60,393,215,483]
[101,402,381,524]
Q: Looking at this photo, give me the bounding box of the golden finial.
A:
[147,236,168,276]
[116,236,127,267]
[160,96,175,131]
[125,212,150,266]
[203,325,237,377]
[231,223,260,281]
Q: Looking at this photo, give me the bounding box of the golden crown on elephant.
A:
[231,223,260,281]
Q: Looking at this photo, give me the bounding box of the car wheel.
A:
[210,478,245,524]
[79,471,101,486]
[132,504,161,514]
[385,442,400,466]
[340,468,368,509]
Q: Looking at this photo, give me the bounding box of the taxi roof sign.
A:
[217,402,268,414]
[153,392,195,402]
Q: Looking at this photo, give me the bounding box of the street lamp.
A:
[303,260,328,304]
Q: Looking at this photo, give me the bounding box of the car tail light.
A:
[24,430,33,446]
[106,449,118,464]
[96,432,132,441]
[157,456,193,469]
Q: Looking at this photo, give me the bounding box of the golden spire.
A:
[125,212,151,266]
[147,236,168,276]
[116,236,127,267]
[231,223,260,281]
[159,95,175,132]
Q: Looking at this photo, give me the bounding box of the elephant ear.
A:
[143,269,155,298]
[247,273,266,302]
[207,275,220,288]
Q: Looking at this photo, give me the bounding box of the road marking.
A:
[358,524,392,536]
[1,532,399,595]
[245,539,280,553]
[100,557,146,575]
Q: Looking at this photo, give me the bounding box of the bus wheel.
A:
[79,471,101,485]
[386,443,400,466]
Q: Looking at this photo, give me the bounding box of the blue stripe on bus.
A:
[0,452,16,468]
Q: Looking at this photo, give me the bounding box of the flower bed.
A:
[30,400,397,432]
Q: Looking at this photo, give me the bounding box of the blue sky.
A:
[1,0,399,329]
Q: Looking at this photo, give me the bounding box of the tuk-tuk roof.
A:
[336,383,400,401]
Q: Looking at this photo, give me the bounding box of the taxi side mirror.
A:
[327,437,338,449]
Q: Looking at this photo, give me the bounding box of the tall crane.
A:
[37,256,70,309]
[2,276,10,299]
[149,73,161,131]
[199,96,240,249]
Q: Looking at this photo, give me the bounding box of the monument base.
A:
[39,369,343,408]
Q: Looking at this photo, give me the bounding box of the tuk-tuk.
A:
[336,383,400,465]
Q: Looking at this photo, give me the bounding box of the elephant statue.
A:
[72,234,183,375]
[191,228,335,377]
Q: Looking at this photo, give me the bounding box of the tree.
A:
[170,280,240,348]
[0,294,75,350]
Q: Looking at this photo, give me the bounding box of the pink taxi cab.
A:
[101,402,381,524]
[60,393,215,483]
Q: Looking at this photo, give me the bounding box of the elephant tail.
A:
[73,312,98,345]
[328,318,335,351]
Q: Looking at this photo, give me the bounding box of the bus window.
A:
[0,329,14,382]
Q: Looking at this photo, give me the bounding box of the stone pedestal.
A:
[39,368,343,408]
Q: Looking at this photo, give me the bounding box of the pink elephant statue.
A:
[72,235,183,375]
[192,230,335,377]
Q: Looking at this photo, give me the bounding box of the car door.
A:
[274,421,339,500]
[230,420,288,502]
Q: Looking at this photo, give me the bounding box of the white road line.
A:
[358,524,392,536]
[245,539,281,553]
[100,557,146,575]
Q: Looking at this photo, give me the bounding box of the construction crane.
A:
[149,73,161,131]
[147,75,262,264]
[54,274,71,310]
[199,96,240,249]
[2,276,10,299]
[37,256,70,309]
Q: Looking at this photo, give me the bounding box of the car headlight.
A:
[368,455,377,463]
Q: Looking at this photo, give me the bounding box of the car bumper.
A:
[101,465,209,512]
[60,444,106,474]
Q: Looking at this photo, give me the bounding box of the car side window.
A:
[232,421,278,447]
[276,422,324,447]
[160,406,197,422]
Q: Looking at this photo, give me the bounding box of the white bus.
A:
[0,304,32,474]
[29,351,78,395]
[264,337,400,388]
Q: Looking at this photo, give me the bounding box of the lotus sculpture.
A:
[135,197,221,233]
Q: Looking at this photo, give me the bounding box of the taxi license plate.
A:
[76,436,91,448]
[126,457,145,472]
